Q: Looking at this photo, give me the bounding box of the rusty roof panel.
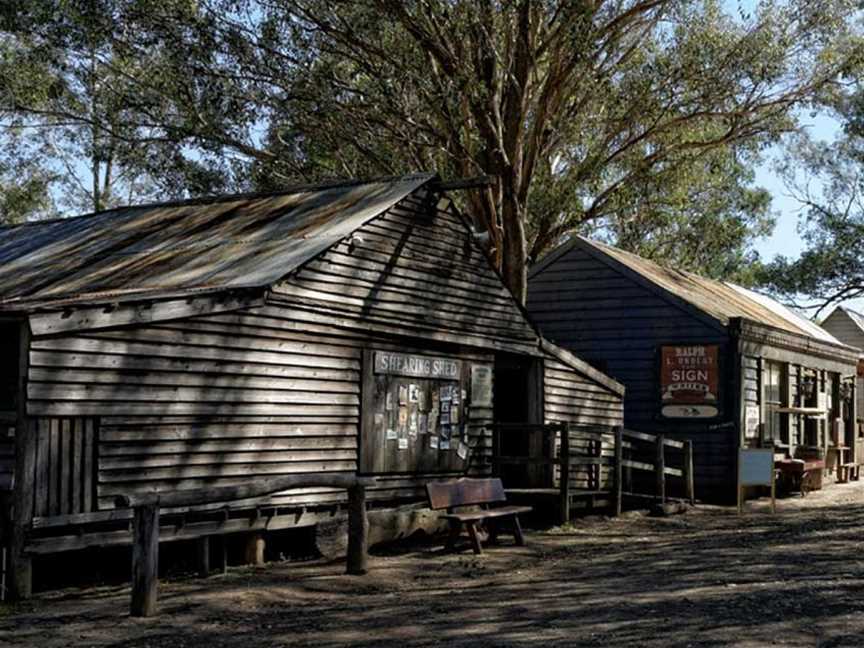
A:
[578,237,850,347]
[0,174,434,310]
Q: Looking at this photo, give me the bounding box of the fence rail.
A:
[491,423,695,520]
[117,475,375,618]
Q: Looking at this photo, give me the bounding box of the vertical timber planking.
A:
[10,320,33,600]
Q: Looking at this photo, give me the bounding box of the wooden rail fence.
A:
[618,428,695,514]
[113,474,375,618]
[491,423,695,520]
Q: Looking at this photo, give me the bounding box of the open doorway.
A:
[493,353,545,488]
[0,320,20,416]
[0,320,20,492]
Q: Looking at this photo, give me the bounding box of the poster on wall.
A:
[660,345,720,419]
[361,350,473,474]
[470,365,493,407]
[744,405,761,439]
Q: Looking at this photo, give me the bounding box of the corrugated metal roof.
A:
[577,236,851,347]
[0,174,434,310]
[839,305,864,333]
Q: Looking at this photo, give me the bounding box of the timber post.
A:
[655,435,666,503]
[684,440,695,505]
[612,426,623,517]
[9,321,33,601]
[245,533,265,566]
[196,537,210,578]
[346,483,369,575]
[559,422,571,525]
[216,536,228,575]
[117,475,376,617]
[130,503,159,617]
[9,419,35,601]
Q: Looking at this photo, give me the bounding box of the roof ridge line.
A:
[0,172,435,231]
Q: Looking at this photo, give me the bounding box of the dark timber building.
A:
[527,237,860,501]
[820,306,864,433]
[0,174,623,599]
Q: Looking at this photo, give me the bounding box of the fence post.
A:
[216,536,229,575]
[559,422,571,525]
[131,504,159,617]
[245,533,265,566]
[612,426,623,517]
[346,483,369,575]
[196,537,210,578]
[10,419,35,601]
[684,440,695,505]
[655,435,666,503]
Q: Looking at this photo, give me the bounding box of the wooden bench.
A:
[425,477,531,554]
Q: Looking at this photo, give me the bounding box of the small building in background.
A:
[819,306,864,437]
[527,236,860,501]
[0,174,623,599]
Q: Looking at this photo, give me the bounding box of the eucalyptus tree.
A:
[153,0,861,300]
[759,126,864,314]
[0,0,230,216]
[2,1,862,300]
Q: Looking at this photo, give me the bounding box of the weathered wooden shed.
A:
[0,174,623,598]
[527,237,860,501]
[820,306,864,430]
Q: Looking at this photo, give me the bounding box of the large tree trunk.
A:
[500,191,529,304]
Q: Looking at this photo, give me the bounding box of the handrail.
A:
[490,422,695,520]
[622,428,685,449]
[116,475,376,509]
[127,475,373,618]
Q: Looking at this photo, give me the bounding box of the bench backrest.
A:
[426,477,506,510]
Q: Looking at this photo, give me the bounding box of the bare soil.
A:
[3,483,864,647]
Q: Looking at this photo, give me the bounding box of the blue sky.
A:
[752,111,864,318]
[726,3,863,319]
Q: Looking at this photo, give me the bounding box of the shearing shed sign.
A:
[373,351,462,379]
[660,345,719,418]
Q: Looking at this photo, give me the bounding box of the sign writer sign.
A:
[660,345,719,418]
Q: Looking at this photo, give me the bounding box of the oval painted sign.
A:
[661,404,719,419]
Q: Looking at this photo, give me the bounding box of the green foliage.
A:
[0,0,861,302]
[588,145,775,283]
[759,131,864,313]
[0,0,236,215]
[0,167,55,225]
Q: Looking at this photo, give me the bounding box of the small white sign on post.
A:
[737,448,776,514]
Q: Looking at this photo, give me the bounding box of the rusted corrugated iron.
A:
[576,236,847,346]
[0,174,434,311]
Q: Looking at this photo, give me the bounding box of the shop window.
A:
[763,361,785,444]
[800,369,820,446]
[0,321,20,413]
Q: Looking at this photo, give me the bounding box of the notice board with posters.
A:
[360,350,482,474]
[660,345,720,419]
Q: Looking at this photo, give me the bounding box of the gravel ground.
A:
[2,482,864,647]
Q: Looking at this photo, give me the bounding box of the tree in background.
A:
[758,124,864,315]
[0,1,233,220]
[1,1,862,301]
[584,144,774,284]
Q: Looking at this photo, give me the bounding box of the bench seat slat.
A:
[438,505,532,523]
[426,477,507,510]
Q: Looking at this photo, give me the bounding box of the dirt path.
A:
[3,483,864,647]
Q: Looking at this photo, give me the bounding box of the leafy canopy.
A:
[0,1,861,300]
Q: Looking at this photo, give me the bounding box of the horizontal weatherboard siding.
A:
[529,244,734,498]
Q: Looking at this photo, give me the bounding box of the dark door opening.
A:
[0,320,20,415]
[493,354,544,488]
